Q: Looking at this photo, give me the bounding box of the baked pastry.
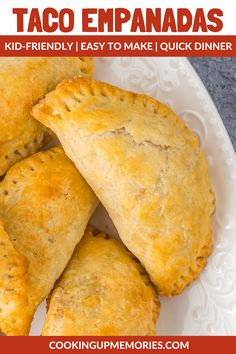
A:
[0,220,30,336]
[42,226,160,336]
[0,147,98,335]
[33,78,215,296]
[0,57,93,176]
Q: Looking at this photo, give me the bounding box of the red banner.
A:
[0,336,236,354]
[0,35,235,56]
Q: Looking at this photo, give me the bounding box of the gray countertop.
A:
[189,58,236,152]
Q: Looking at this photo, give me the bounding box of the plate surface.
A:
[30,57,236,335]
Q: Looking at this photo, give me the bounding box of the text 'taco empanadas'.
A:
[33,78,215,296]
[42,226,160,336]
[0,147,98,335]
[0,57,92,176]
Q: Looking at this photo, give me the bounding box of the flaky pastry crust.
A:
[0,147,98,335]
[32,77,215,296]
[42,226,160,336]
[0,221,30,336]
[0,57,93,176]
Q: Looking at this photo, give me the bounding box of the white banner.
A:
[0,0,234,36]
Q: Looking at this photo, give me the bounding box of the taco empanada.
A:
[0,221,30,336]
[0,57,92,176]
[33,78,215,296]
[42,226,160,336]
[0,147,98,335]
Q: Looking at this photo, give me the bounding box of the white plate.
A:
[30,57,236,336]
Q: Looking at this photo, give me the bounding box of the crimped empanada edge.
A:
[32,77,215,298]
[0,220,31,336]
[0,126,47,177]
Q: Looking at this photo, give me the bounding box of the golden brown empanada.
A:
[33,78,215,296]
[0,147,98,335]
[0,57,93,176]
[42,226,160,336]
[0,221,30,336]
